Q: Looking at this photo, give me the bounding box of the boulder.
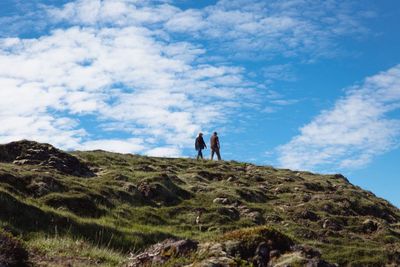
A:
[0,140,94,177]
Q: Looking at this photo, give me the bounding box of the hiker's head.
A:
[198,132,203,137]
[214,132,217,135]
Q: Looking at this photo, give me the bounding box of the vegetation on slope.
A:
[0,140,399,266]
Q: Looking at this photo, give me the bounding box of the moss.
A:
[218,226,294,251]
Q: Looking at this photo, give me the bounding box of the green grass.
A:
[27,236,125,266]
[0,148,399,266]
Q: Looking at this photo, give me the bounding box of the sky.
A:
[0,0,399,206]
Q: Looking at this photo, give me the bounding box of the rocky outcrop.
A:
[127,238,198,267]
[0,140,94,177]
[127,227,337,267]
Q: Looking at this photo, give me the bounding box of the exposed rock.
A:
[362,219,380,233]
[171,226,337,267]
[0,140,94,177]
[122,182,137,193]
[127,238,198,267]
[303,182,325,192]
[135,165,157,172]
[270,245,337,267]
[226,176,236,182]
[196,170,223,181]
[322,218,342,231]
[252,241,269,267]
[213,197,233,205]
[217,207,240,221]
[302,194,312,202]
[297,210,320,222]
[238,205,265,224]
[137,175,192,205]
[269,249,280,259]
[333,173,349,183]
[236,188,268,203]
[137,182,152,197]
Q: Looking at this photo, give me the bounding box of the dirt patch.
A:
[0,230,29,267]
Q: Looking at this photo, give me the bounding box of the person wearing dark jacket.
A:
[210,132,221,160]
[195,133,207,160]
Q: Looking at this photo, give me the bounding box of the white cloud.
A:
[163,0,370,59]
[80,138,145,153]
[278,65,400,171]
[0,0,254,154]
[146,146,182,157]
[0,0,375,156]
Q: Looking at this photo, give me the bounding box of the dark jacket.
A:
[210,135,220,150]
[195,136,206,150]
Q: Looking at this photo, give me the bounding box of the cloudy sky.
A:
[1,0,399,206]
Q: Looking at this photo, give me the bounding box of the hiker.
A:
[195,132,207,160]
[210,132,221,160]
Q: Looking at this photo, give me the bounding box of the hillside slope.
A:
[0,140,399,266]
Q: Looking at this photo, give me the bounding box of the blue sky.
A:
[0,0,399,206]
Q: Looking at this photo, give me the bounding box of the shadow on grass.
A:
[0,190,174,252]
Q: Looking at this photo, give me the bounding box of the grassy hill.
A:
[0,140,399,266]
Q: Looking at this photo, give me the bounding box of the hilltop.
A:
[0,140,399,266]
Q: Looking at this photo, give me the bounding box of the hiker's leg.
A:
[211,149,215,160]
[199,149,203,159]
[216,149,221,160]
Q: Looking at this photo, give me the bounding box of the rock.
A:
[213,197,232,205]
[217,207,240,221]
[292,245,321,259]
[298,210,320,222]
[135,165,157,172]
[333,173,349,183]
[137,182,152,197]
[322,219,342,231]
[253,242,269,267]
[198,242,225,257]
[237,205,264,224]
[270,246,337,267]
[114,174,129,181]
[362,219,379,233]
[303,194,312,202]
[127,239,198,267]
[223,240,241,256]
[0,140,94,177]
[265,214,282,223]
[269,249,280,259]
[123,183,137,193]
[227,176,236,182]
[247,211,265,224]
[192,256,236,267]
[303,182,325,192]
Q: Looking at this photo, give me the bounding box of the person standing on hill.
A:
[195,133,207,160]
[210,132,221,160]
